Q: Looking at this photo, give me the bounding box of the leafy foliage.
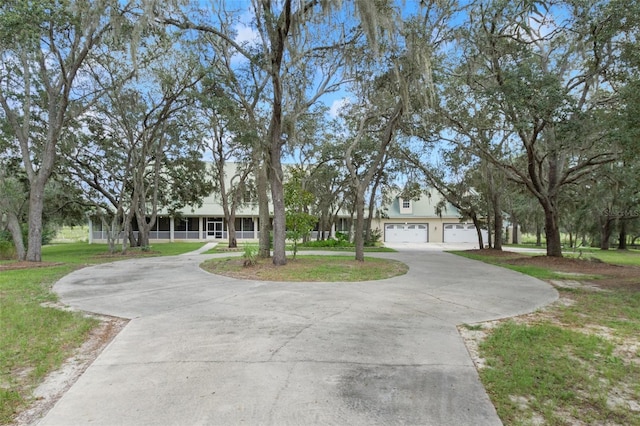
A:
[284,168,318,259]
[242,244,258,267]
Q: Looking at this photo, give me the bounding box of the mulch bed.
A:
[0,261,64,271]
[467,249,640,290]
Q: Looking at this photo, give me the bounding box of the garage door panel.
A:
[443,223,488,243]
[384,223,428,243]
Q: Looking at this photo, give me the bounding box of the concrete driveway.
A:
[39,246,557,426]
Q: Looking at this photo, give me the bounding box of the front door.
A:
[207,219,224,239]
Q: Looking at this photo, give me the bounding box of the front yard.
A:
[454,249,640,425]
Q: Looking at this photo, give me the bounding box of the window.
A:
[188,217,200,231]
[402,199,411,209]
[234,217,255,232]
[175,219,187,232]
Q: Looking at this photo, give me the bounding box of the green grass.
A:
[0,265,95,423]
[451,249,640,425]
[146,242,206,256]
[449,250,569,280]
[201,255,408,282]
[40,241,205,262]
[504,243,546,249]
[558,290,640,339]
[563,247,640,267]
[503,243,640,267]
[0,242,204,424]
[480,321,640,425]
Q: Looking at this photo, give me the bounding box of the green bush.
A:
[0,224,57,259]
[0,231,15,259]
[0,240,15,260]
[335,232,350,242]
[242,244,258,266]
[365,228,382,247]
[301,238,353,248]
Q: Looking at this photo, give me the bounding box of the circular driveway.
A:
[40,246,557,425]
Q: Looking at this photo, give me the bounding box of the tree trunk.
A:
[618,220,627,250]
[257,160,271,258]
[543,202,562,257]
[128,228,137,248]
[222,190,237,249]
[512,219,519,244]
[493,194,503,251]
[600,216,614,250]
[270,146,287,266]
[136,209,151,249]
[353,188,366,262]
[227,214,237,249]
[6,211,26,261]
[536,223,542,246]
[26,179,46,262]
[581,234,588,247]
[471,213,484,249]
[138,226,150,249]
[365,171,383,244]
[486,212,493,249]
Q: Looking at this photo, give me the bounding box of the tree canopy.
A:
[1,0,638,261]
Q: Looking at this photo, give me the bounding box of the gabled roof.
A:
[384,189,462,219]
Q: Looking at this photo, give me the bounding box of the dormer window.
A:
[399,198,412,214]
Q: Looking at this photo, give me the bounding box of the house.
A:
[88,162,351,244]
[371,189,488,244]
[88,164,486,245]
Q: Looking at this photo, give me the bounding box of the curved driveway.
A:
[39,246,557,426]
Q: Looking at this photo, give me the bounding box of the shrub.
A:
[301,238,353,248]
[0,231,16,260]
[0,240,15,259]
[242,244,258,266]
[335,232,350,242]
[365,228,382,247]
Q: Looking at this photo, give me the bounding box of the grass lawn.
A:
[201,255,408,282]
[453,249,640,425]
[0,242,205,424]
[452,250,575,281]
[563,247,640,267]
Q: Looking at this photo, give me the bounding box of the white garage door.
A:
[384,224,428,243]
[443,223,488,243]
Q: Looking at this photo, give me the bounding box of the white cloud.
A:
[329,97,350,118]
[234,23,259,45]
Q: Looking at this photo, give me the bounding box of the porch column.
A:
[254,217,258,239]
[88,216,93,244]
[199,217,204,240]
[170,217,175,242]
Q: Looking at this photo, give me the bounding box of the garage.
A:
[443,223,488,243]
[384,223,428,243]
